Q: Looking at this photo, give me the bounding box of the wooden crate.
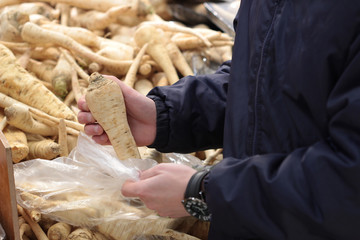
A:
[0,131,19,240]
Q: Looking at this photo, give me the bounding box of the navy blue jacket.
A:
[147,0,360,239]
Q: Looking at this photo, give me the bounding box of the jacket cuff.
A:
[146,95,170,150]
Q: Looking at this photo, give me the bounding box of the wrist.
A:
[182,169,211,221]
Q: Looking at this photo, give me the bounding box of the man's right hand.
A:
[77,75,157,147]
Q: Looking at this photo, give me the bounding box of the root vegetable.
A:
[3,125,29,163]
[134,78,153,96]
[71,70,87,104]
[52,53,72,98]
[172,36,233,51]
[27,138,60,160]
[75,5,132,31]
[165,41,193,77]
[88,62,102,74]
[123,43,148,88]
[66,228,93,240]
[0,0,131,12]
[203,148,223,166]
[6,2,59,20]
[142,21,212,47]
[26,59,55,83]
[15,47,32,68]
[0,43,76,120]
[63,90,75,106]
[0,9,29,42]
[138,62,152,76]
[41,23,101,49]
[138,146,162,163]
[0,116,7,131]
[4,103,59,136]
[21,22,133,76]
[19,223,32,240]
[85,72,141,160]
[96,46,133,61]
[134,25,179,84]
[58,119,69,157]
[0,92,82,135]
[38,214,57,233]
[60,49,89,82]
[25,208,42,223]
[152,72,169,86]
[56,3,70,26]
[17,204,49,240]
[27,47,60,61]
[47,222,71,240]
[28,107,84,133]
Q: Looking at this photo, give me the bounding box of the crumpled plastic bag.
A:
[14,132,205,239]
[0,223,5,240]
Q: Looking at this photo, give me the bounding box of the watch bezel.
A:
[182,197,211,221]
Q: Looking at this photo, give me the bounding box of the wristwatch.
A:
[182,169,211,221]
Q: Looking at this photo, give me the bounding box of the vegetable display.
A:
[0,0,231,239]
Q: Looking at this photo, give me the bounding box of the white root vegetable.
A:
[0,9,29,42]
[4,103,59,136]
[134,78,153,96]
[85,72,141,160]
[134,25,179,84]
[0,43,77,120]
[21,22,133,76]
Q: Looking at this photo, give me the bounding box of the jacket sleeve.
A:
[147,61,230,153]
[205,38,360,239]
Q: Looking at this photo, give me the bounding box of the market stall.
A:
[0,1,238,239]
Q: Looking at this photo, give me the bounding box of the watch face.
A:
[182,197,211,221]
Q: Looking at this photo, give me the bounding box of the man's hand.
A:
[78,75,157,146]
[121,163,197,218]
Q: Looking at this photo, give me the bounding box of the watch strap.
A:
[184,169,210,200]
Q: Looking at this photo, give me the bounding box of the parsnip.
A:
[51,53,72,98]
[17,205,49,240]
[58,119,69,157]
[152,72,169,86]
[0,43,76,120]
[5,2,60,20]
[27,139,60,160]
[134,25,179,85]
[3,125,29,163]
[26,59,55,83]
[4,103,59,136]
[165,41,193,77]
[21,22,133,76]
[85,72,141,160]
[74,5,132,31]
[141,21,212,47]
[47,222,71,240]
[123,43,148,88]
[0,0,133,12]
[0,9,29,42]
[134,78,153,96]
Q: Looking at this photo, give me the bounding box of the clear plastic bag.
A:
[0,223,5,240]
[14,132,158,226]
[14,132,205,239]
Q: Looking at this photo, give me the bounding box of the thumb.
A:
[121,179,140,198]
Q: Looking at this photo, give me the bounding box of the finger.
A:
[121,180,140,198]
[78,111,96,124]
[84,123,104,135]
[77,95,89,111]
[139,167,161,180]
[92,133,111,145]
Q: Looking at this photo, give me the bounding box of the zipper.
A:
[251,1,280,155]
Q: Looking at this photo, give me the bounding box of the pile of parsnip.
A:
[0,0,231,239]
